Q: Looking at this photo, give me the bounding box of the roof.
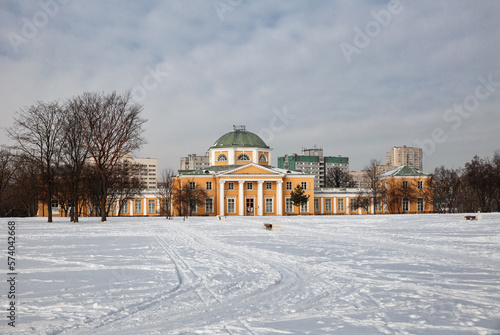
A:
[178,164,314,176]
[210,126,269,149]
[378,165,429,178]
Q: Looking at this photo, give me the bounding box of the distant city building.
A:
[349,171,369,188]
[278,146,349,188]
[119,153,158,189]
[180,153,210,170]
[386,145,423,171]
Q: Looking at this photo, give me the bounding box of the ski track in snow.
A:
[1,214,500,334]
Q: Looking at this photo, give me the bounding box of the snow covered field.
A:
[1,214,499,334]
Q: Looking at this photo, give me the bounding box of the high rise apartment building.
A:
[119,153,158,189]
[180,153,210,170]
[278,146,349,188]
[386,146,423,171]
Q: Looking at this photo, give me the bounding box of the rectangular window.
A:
[51,200,59,212]
[205,198,213,213]
[120,200,128,214]
[417,198,424,212]
[206,182,212,190]
[228,182,234,190]
[135,199,142,213]
[190,182,196,190]
[247,182,253,190]
[107,200,115,215]
[265,198,273,213]
[375,198,382,212]
[402,197,409,212]
[418,181,423,189]
[285,198,293,213]
[338,198,344,212]
[362,199,369,212]
[148,199,155,214]
[350,198,357,212]
[325,199,332,212]
[403,181,408,189]
[227,198,235,214]
[266,182,272,190]
[301,182,307,190]
[161,199,169,213]
[286,181,292,190]
[314,199,319,212]
[190,200,197,214]
[300,200,309,213]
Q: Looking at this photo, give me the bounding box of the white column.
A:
[253,149,258,164]
[321,197,324,214]
[239,181,245,216]
[346,197,350,215]
[257,180,264,216]
[219,180,225,215]
[276,180,283,215]
[371,197,375,214]
[143,198,147,215]
[333,197,337,214]
[129,200,133,216]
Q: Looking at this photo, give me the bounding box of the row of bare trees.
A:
[3,90,147,222]
[433,151,500,213]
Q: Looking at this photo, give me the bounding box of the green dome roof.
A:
[210,126,269,149]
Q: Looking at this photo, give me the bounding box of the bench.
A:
[263,223,273,229]
[460,215,482,221]
[216,215,226,221]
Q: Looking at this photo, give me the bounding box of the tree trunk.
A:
[100,175,107,222]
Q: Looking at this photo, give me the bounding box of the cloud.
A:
[0,0,499,173]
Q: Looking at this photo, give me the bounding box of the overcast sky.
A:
[1,0,499,173]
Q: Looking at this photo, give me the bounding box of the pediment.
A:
[218,163,283,177]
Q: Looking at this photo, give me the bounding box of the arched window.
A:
[216,154,227,162]
[237,153,251,161]
[259,154,267,162]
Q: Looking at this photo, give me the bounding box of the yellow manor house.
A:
[39,126,433,218]
[170,126,432,217]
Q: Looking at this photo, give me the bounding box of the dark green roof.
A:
[210,128,269,149]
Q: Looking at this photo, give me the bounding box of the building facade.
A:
[278,147,349,188]
[37,128,433,218]
[172,126,316,216]
[180,154,210,171]
[386,145,423,171]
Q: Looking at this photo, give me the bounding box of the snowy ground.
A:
[1,214,499,334]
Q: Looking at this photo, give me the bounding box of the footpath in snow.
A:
[1,213,499,334]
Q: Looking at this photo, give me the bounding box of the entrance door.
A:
[246,198,255,216]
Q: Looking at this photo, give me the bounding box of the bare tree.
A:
[0,148,15,216]
[10,154,40,217]
[432,166,462,213]
[59,100,90,222]
[107,163,143,216]
[172,179,207,217]
[73,91,147,221]
[363,158,385,214]
[7,101,65,222]
[325,167,355,188]
[156,168,175,218]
